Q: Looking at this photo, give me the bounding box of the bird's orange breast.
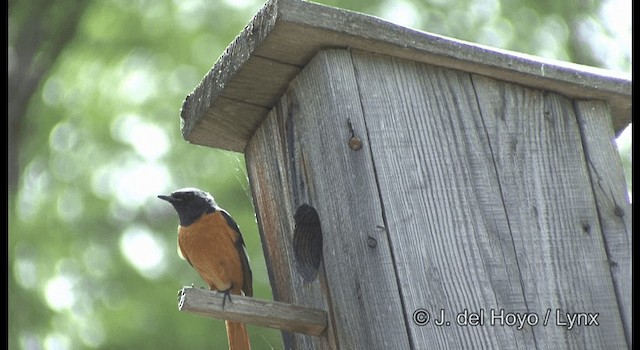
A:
[177,211,245,294]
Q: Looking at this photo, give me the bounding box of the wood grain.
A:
[246,50,413,349]
[246,86,337,349]
[184,96,269,152]
[288,50,411,350]
[351,49,628,349]
[180,0,631,152]
[178,287,327,336]
[574,100,632,346]
[352,50,533,349]
[471,75,628,349]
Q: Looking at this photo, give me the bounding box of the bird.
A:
[158,187,252,350]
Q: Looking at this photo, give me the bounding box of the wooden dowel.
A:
[177,286,328,337]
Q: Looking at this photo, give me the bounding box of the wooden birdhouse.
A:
[177,0,632,349]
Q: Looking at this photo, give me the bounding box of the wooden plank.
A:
[248,49,413,349]
[288,50,412,350]
[220,55,301,107]
[181,0,631,152]
[178,287,328,336]
[352,50,534,349]
[246,91,336,349]
[179,0,281,151]
[352,49,628,348]
[574,100,632,346]
[262,0,631,122]
[470,74,627,348]
[184,96,269,152]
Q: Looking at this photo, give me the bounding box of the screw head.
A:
[349,136,362,151]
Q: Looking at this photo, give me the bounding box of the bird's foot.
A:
[217,287,234,310]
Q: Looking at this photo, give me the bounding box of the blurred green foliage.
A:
[8,0,630,349]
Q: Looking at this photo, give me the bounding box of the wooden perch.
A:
[177,286,328,337]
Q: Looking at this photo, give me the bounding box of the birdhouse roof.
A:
[180,0,631,152]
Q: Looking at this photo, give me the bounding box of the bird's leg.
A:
[217,286,234,310]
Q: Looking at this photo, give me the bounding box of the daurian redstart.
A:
[159,188,252,350]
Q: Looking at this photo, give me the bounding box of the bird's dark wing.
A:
[220,209,253,297]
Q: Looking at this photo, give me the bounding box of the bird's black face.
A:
[158,188,217,227]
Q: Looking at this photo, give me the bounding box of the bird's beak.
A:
[158,194,175,202]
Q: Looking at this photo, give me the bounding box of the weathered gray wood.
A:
[574,100,632,346]
[178,287,328,336]
[220,55,301,107]
[246,50,412,349]
[184,96,269,152]
[351,50,628,349]
[289,50,411,350]
[470,75,628,349]
[352,50,535,349]
[246,89,337,349]
[181,0,631,152]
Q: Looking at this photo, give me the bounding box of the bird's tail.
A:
[226,320,250,350]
